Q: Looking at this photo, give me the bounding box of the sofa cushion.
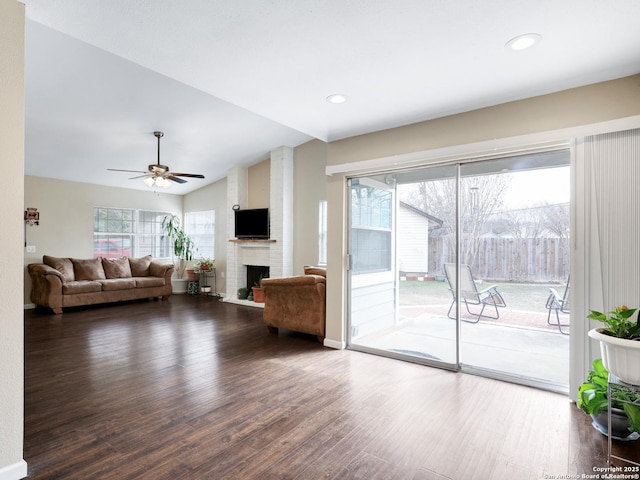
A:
[71,258,106,281]
[102,257,132,279]
[43,255,75,282]
[135,276,165,288]
[304,265,327,277]
[62,280,103,295]
[129,255,152,277]
[98,278,137,291]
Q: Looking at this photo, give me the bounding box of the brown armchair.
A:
[261,266,326,343]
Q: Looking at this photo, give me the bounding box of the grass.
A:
[400,279,563,313]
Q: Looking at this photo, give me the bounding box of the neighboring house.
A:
[397,202,442,279]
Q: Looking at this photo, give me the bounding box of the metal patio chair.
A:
[545,275,570,335]
[444,263,506,323]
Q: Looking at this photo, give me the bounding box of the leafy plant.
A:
[162,214,195,278]
[587,305,640,340]
[194,257,214,272]
[577,358,640,433]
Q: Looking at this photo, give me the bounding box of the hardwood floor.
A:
[24,295,639,480]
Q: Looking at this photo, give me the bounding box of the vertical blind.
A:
[587,128,640,311]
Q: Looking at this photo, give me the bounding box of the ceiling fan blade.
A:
[128,174,153,180]
[171,173,205,179]
[108,168,148,174]
[166,175,188,184]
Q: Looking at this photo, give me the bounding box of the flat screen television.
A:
[234,208,270,239]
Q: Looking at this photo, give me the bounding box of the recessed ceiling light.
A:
[505,33,542,51]
[326,94,348,104]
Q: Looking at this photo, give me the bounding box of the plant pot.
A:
[186,268,197,281]
[252,286,265,303]
[591,408,638,440]
[171,278,188,294]
[200,286,211,294]
[588,328,640,385]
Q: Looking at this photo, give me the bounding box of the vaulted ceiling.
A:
[23,0,640,194]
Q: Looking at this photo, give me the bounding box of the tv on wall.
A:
[234,208,270,239]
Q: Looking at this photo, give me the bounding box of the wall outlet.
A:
[220,271,225,278]
[26,245,36,253]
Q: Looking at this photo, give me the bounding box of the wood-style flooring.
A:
[24,294,639,479]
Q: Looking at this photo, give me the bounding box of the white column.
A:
[269,146,294,278]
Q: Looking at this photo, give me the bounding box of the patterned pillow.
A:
[102,257,132,279]
[129,255,152,277]
[43,255,75,282]
[71,258,106,281]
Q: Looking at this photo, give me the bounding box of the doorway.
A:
[348,149,571,391]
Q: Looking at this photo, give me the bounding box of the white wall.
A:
[0,0,27,477]
[24,176,183,304]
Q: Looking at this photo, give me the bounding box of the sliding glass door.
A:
[348,150,571,391]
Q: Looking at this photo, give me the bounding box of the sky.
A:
[502,166,570,208]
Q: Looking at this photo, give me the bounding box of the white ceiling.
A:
[23,0,640,194]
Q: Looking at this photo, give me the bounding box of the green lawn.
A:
[400,279,563,312]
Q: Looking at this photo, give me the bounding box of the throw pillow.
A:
[71,258,106,281]
[129,255,152,277]
[102,257,132,279]
[43,255,75,282]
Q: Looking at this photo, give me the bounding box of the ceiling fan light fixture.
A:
[155,176,166,187]
[143,177,155,187]
[505,33,542,51]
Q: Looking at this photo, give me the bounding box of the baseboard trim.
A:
[323,338,346,350]
[0,460,28,480]
[24,303,36,310]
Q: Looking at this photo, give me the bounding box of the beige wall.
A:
[324,74,640,348]
[1,0,26,476]
[24,176,183,303]
[183,177,228,294]
[247,158,270,208]
[293,139,327,273]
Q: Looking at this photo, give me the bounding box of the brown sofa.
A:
[261,266,326,342]
[28,255,174,314]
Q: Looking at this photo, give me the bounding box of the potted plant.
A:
[161,214,195,279]
[237,287,249,300]
[252,275,265,303]
[577,358,640,440]
[194,257,214,273]
[587,305,640,385]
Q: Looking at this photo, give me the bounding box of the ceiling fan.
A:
[108,131,205,188]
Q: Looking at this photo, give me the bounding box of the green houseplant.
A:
[587,305,640,385]
[162,214,195,279]
[194,257,214,273]
[577,358,640,438]
[587,305,640,339]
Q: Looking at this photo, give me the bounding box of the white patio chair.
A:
[545,275,570,335]
[443,263,506,323]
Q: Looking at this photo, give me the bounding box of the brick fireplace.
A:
[223,146,293,306]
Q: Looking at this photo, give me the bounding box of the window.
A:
[318,201,327,265]
[350,184,392,274]
[186,210,215,259]
[94,207,171,259]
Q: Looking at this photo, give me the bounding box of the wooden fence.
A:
[428,236,570,283]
